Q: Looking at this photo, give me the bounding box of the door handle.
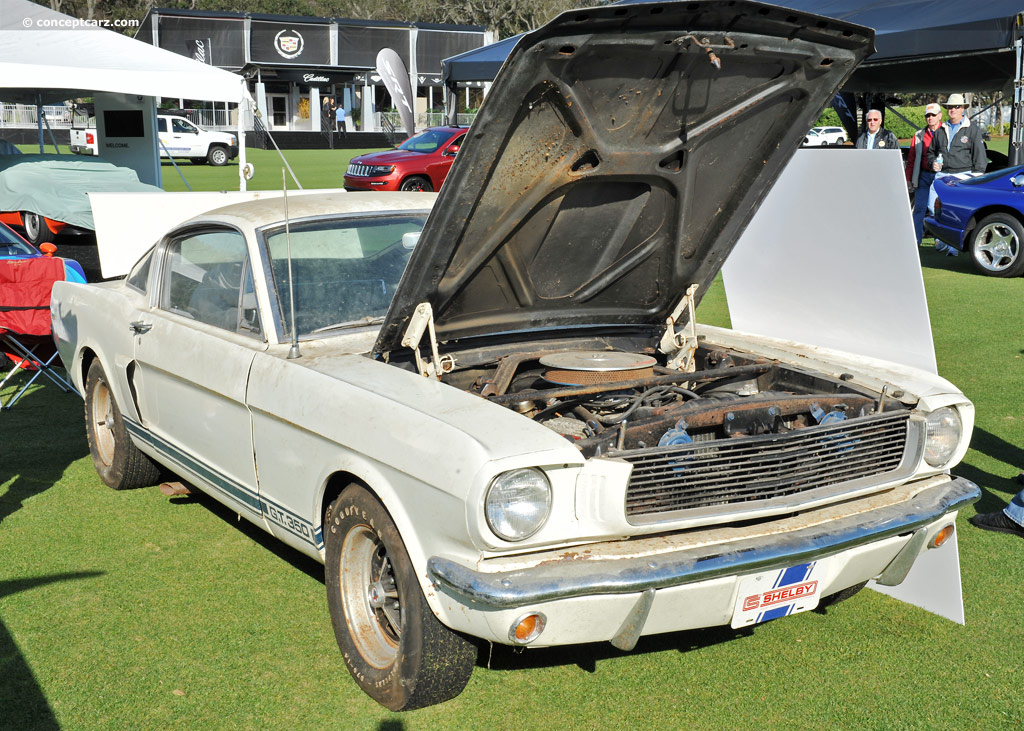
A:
[129,321,152,334]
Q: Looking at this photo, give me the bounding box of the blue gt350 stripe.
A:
[124,418,320,549]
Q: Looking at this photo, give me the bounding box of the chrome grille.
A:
[623,411,913,524]
[346,163,378,177]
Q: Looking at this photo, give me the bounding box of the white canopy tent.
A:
[0,0,252,189]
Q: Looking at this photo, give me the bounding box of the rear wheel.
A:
[207,145,228,166]
[399,175,432,192]
[324,485,475,710]
[22,212,55,244]
[969,212,1024,277]
[84,360,160,490]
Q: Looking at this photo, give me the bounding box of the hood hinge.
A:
[401,302,455,379]
[659,283,699,373]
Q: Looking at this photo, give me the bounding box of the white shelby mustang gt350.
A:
[51,1,978,711]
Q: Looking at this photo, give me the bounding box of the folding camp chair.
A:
[0,256,78,410]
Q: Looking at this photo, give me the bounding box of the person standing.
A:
[926,93,987,254]
[854,109,898,150]
[905,103,943,245]
[970,483,1024,539]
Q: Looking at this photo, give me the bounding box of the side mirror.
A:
[402,231,421,249]
[443,144,460,157]
[1011,173,1024,188]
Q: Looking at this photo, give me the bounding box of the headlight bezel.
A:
[923,406,962,468]
[484,467,552,542]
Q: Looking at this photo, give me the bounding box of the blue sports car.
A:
[0,221,87,282]
[925,165,1024,277]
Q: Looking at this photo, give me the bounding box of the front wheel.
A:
[324,485,475,711]
[969,212,1024,277]
[398,175,432,192]
[84,360,161,490]
[207,146,228,166]
[22,212,55,244]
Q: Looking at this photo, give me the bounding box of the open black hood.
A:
[375,0,872,356]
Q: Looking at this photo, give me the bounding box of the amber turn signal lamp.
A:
[40,243,57,256]
[930,524,955,549]
[509,612,546,645]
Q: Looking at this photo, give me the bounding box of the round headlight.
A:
[924,407,962,467]
[484,468,552,542]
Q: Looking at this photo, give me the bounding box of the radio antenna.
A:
[283,168,300,359]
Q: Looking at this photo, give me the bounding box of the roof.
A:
[188,192,437,230]
[0,0,246,104]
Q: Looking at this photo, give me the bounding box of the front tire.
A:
[398,175,432,192]
[324,485,475,711]
[84,360,160,490]
[22,212,55,244]
[969,212,1024,277]
[207,145,228,166]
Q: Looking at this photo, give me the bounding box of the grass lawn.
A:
[2,153,1024,729]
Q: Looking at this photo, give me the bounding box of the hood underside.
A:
[375,0,872,356]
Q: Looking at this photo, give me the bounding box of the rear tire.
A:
[84,360,160,490]
[969,212,1024,277]
[207,146,228,166]
[22,212,55,244]
[399,176,432,192]
[324,485,475,710]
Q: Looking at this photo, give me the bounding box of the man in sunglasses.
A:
[854,109,897,150]
[905,103,944,245]
[926,93,988,255]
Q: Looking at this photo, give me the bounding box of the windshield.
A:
[396,128,453,153]
[263,213,428,338]
[0,224,36,257]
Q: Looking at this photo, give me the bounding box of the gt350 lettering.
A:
[266,504,312,538]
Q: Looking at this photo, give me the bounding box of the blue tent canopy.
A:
[443,0,1024,93]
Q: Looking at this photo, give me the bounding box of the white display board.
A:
[724,148,963,623]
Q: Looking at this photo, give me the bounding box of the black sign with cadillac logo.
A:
[250,20,330,65]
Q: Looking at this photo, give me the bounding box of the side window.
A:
[158,118,167,133]
[126,248,154,293]
[172,118,196,134]
[160,230,262,337]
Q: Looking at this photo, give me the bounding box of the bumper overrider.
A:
[428,475,979,646]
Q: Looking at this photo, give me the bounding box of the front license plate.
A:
[731,561,826,629]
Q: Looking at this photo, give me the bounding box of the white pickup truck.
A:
[70,114,238,166]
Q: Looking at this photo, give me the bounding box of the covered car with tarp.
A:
[0,155,162,244]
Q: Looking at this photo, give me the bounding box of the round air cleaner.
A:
[539,351,657,386]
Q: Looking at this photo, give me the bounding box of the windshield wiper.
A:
[309,316,385,334]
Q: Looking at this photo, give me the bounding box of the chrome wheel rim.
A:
[23,213,40,240]
[973,222,1019,272]
[90,378,116,466]
[340,524,401,668]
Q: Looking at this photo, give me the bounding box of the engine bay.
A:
[439,339,913,458]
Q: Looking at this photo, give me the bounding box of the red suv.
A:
[344,126,466,192]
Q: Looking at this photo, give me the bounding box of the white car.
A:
[70,114,238,166]
[803,125,848,146]
[50,2,978,712]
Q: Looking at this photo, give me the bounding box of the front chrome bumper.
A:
[428,476,980,610]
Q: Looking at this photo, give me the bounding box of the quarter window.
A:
[161,229,261,337]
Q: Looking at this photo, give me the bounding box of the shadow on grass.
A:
[957,427,1024,512]
[0,384,88,527]
[477,623,755,675]
[0,572,105,730]
[167,489,325,583]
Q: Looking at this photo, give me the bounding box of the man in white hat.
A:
[905,102,943,245]
[926,93,987,255]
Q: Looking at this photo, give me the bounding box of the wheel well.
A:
[966,205,1024,240]
[320,471,370,528]
[78,347,97,389]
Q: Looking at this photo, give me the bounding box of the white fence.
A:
[0,103,90,129]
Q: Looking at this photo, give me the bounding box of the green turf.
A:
[2,155,1024,729]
